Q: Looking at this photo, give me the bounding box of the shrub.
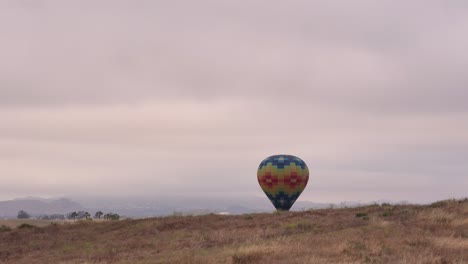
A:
[284,221,314,232]
[430,200,449,208]
[232,252,263,264]
[382,210,393,217]
[355,212,367,218]
[0,225,11,232]
[17,223,35,229]
[243,215,254,220]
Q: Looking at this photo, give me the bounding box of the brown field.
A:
[1,199,467,264]
[0,219,71,228]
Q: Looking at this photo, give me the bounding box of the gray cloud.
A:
[0,0,467,202]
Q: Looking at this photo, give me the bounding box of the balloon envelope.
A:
[257,155,309,211]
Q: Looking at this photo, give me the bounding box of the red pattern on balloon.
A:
[283,172,303,189]
[260,172,279,189]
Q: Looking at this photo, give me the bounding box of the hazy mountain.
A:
[72,196,361,217]
[0,196,399,219]
[0,198,84,218]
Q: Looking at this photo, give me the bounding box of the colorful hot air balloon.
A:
[257,155,309,211]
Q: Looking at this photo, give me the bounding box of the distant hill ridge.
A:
[0,196,406,219]
[0,198,84,218]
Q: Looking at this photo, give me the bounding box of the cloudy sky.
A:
[1,0,467,203]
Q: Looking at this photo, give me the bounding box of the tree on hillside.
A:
[94,211,103,219]
[76,211,87,220]
[84,212,91,220]
[17,210,30,219]
[67,212,78,220]
[104,213,120,220]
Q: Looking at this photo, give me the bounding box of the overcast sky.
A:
[1,0,467,203]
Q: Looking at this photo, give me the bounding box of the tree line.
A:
[17,210,120,220]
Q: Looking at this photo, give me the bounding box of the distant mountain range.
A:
[0,197,84,218]
[0,196,401,219]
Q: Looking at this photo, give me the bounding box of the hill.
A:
[0,196,336,218]
[0,199,467,263]
[0,198,84,218]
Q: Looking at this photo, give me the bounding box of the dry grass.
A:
[0,219,70,228]
[1,199,467,263]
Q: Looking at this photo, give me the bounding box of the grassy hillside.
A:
[0,219,70,229]
[1,199,467,264]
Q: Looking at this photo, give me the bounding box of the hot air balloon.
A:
[257,155,309,211]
